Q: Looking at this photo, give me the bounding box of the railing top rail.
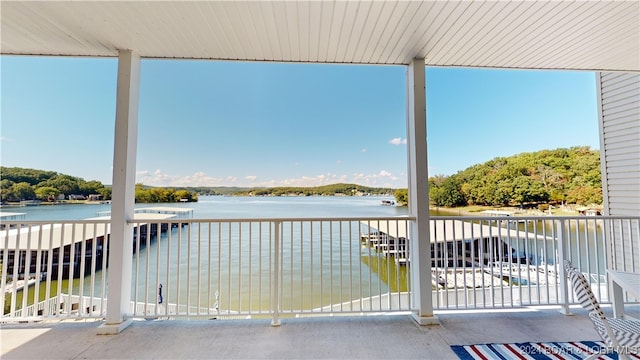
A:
[432,215,640,221]
[129,215,417,223]
[2,215,637,225]
[0,219,112,225]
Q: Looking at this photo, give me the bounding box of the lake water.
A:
[3,196,606,313]
[10,195,408,220]
[4,196,413,312]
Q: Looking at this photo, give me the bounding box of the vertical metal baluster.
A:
[248,221,252,314]
[217,222,222,316]
[557,220,570,314]
[34,222,44,317]
[155,222,161,317]
[272,220,281,326]
[207,222,212,316]
[78,223,87,317]
[186,221,192,316]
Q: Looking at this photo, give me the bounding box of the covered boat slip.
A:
[361,218,561,291]
[0,213,178,279]
[95,206,194,220]
[2,213,178,250]
[0,212,27,222]
[361,218,551,265]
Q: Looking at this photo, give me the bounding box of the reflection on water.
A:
[360,254,409,293]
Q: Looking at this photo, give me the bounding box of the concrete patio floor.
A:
[0,306,614,359]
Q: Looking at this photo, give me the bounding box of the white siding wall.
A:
[597,72,640,272]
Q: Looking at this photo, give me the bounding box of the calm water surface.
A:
[11,195,408,220]
[5,196,412,312]
[4,197,605,312]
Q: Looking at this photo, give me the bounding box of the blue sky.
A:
[1,56,599,188]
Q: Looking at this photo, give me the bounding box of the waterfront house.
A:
[87,194,103,202]
[1,1,638,357]
[577,206,604,216]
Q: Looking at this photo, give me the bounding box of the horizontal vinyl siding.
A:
[598,72,640,272]
[599,72,640,216]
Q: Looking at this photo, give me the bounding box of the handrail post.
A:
[272,220,281,326]
[557,219,571,315]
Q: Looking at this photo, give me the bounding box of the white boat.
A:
[381,200,395,206]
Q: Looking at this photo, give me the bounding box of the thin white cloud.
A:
[389,138,407,145]
[361,148,367,153]
[137,169,224,187]
[135,169,406,188]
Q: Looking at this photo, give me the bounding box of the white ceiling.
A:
[1,1,639,71]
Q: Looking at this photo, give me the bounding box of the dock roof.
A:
[2,214,178,251]
[362,219,548,243]
[0,212,27,220]
[1,223,110,251]
[85,213,178,221]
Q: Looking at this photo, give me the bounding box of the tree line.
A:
[233,183,395,197]
[0,167,198,204]
[424,146,602,208]
[1,167,111,203]
[3,146,602,208]
[134,184,198,203]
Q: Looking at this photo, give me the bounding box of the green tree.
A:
[12,182,36,200]
[39,174,80,196]
[512,176,548,205]
[135,184,152,203]
[567,185,602,205]
[174,189,193,202]
[99,187,112,201]
[394,188,408,206]
[1,179,16,202]
[79,180,106,196]
[35,186,60,201]
[429,176,465,207]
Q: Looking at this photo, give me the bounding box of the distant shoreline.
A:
[432,205,583,217]
[1,200,109,206]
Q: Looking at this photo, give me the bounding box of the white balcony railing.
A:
[1,216,638,323]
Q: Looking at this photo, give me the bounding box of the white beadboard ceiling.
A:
[1,0,638,71]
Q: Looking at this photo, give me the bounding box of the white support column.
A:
[98,50,140,335]
[406,59,438,325]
